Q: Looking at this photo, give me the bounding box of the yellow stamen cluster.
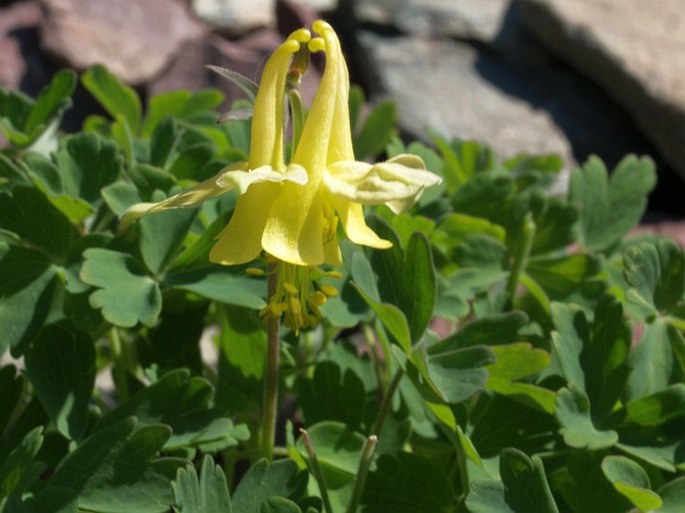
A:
[251,261,340,333]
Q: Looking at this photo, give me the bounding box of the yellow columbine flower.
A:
[119,21,441,331]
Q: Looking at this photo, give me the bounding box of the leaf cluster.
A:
[1,66,685,513]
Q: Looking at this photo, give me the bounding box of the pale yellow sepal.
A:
[325,154,442,214]
[118,164,308,235]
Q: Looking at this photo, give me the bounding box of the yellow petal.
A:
[262,185,326,265]
[292,20,339,174]
[330,195,391,249]
[249,28,310,170]
[209,182,281,265]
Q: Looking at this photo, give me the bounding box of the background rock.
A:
[359,32,574,165]
[0,1,48,92]
[354,0,510,41]
[192,0,274,32]
[41,0,204,84]
[517,0,685,183]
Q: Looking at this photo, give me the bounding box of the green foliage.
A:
[1,65,684,513]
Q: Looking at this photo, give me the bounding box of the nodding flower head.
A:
[118,21,441,330]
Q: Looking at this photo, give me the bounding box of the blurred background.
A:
[1,0,683,227]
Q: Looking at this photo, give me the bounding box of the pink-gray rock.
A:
[517,0,685,181]
[40,0,204,84]
[0,1,43,90]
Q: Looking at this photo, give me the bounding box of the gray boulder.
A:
[517,0,685,180]
[359,32,575,165]
[355,0,512,41]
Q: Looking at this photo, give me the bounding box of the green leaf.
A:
[81,65,142,133]
[24,326,95,441]
[555,387,618,450]
[354,285,412,353]
[626,319,676,399]
[0,90,33,146]
[165,267,266,310]
[423,343,495,404]
[368,218,437,344]
[102,180,142,215]
[80,248,162,327]
[146,301,207,374]
[616,440,685,473]
[439,212,506,244]
[623,238,684,318]
[470,395,556,458]
[431,134,496,191]
[353,102,397,159]
[658,477,685,513]
[53,132,123,203]
[486,343,555,413]
[466,481,516,513]
[232,459,307,513]
[0,70,75,146]
[130,163,178,198]
[173,454,232,513]
[0,426,43,499]
[169,143,215,181]
[215,304,267,413]
[554,452,634,513]
[24,153,94,222]
[297,362,366,430]
[580,297,631,420]
[526,253,599,300]
[97,369,248,453]
[433,311,528,352]
[139,206,198,274]
[467,449,559,513]
[550,303,586,391]
[0,366,23,439]
[451,172,514,226]
[0,152,30,189]
[620,383,685,426]
[0,187,77,262]
[260,497,301,513]
[570,155,656,252]
[25,418,184,513]
[454,234,507,269]
[218,304,266,380]
[25,70,76,137]
[512,193,577,256]
[601,456,662,511]
[361,452,454,513]
[142,89,224,137]
[0,244,59,354]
